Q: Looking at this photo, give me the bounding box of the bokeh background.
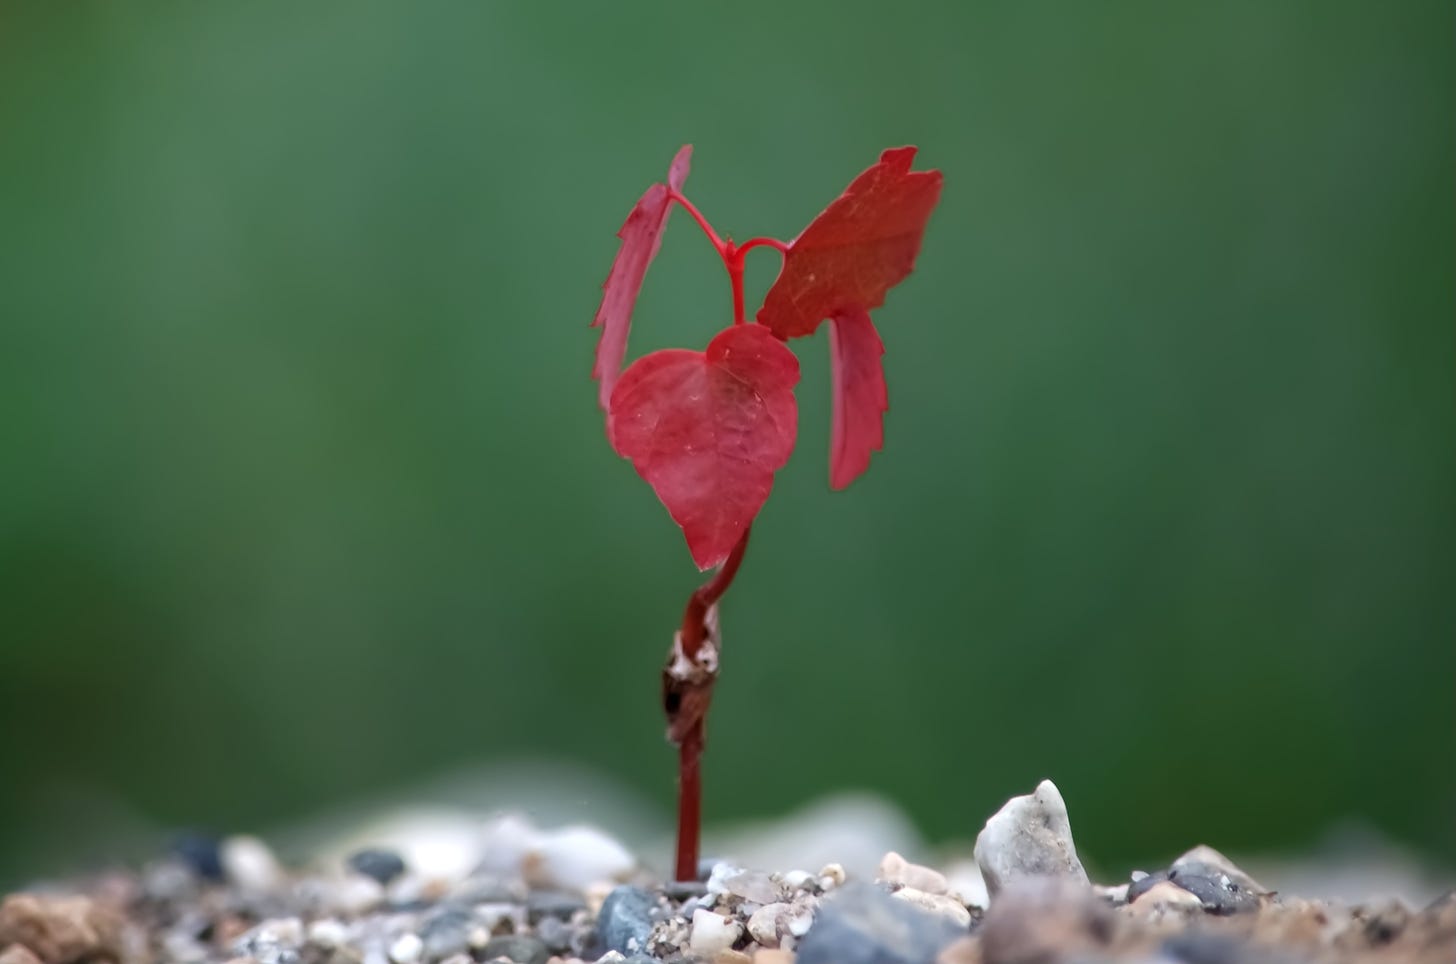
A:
[2,3,1452,888]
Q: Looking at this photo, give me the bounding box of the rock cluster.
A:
[0,784,1450,964]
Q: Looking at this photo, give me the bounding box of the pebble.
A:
[708,866,781,905]
[523,825,634,892]
[891,887,972,929]
[795,882,964,964]
[231,917,304,964]
[170,831,225,881]
[752,952,796,964]
[595,885,655,956]
[976,878,1112,964]
[747,902,791,946]
[0,893,126,964]
[1127,880,1205,914]
[525,889,587,923]
[388,932,423,964]
[1171,845,1267,895]
[878,851,950,896]
[534,914,574,954]
[348,848,408,885]
[307,918,348,947]
[221,835,286,892]
[480,934,549,964]
[688,909,743,957]
[973,780,1089,898]
[419,907,482,959]
[1126,869,1170,903]
[1167,871,1261,915]
[0,944,43,964]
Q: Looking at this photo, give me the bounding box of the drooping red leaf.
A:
[608,324,799,570]
[757,146,942,339]
[591,145,693,410]
[828,307,887,490]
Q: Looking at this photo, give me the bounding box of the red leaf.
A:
[608,324,800,570]
[828,307,887,490]
[757,146,942,339]
[591,145,693,410]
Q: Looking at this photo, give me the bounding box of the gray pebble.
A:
[1126,870,1170,903]
[480,935,550,964]
[525,889,586,923]
[347,848,407,885]
[797,882,964,964]
[595,885,656,955]
[533,915,574,954]
[420,907,478,959]
[974,780,1090,898]
[1167,871,1260,915]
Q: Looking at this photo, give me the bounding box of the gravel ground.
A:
[1,782,1451,964]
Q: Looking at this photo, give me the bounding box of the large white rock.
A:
[973,780,1089,898]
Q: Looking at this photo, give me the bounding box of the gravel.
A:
[0,795,1450,963]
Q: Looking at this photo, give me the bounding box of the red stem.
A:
[670,526,751,882]
[668,191,787,327]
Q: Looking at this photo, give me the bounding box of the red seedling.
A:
[591,145,942,881]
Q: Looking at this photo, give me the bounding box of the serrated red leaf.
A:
[757,146,942,339]
[608,324,800,570]
[828,307,887,490]
[591,145,693,410]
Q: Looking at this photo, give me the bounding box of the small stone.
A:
[347,847,408,885]
[480,935,550,964]
[877,852,950,896]
[306,919,348,948]
[330,875,385,915]
[1166,871,1260,915]
[1170,845,1268,897]
[816,865,846,891]
[534,915,573,954]
[715,950,754,964]
[747,903,791,946]
[721,870,781,906]
[890,888,972,929]
[595,886,655,956]
[523,826,634,892]
[1125,870,1170,904]
[1127,880,1204,914]
[388,933,423,964]
[780,871,814,892]
[170,831,225,881]
[0,945,44,964]
[231,917,305,964]
[688,910,743,958]
[796,882,963,964]
[420,908,480,959]
[977,878,1112,964]
[525,890,587,924]
[973,780,1089,899]
[0,895,126,964]
[221,835,285,892]
[753,951,796,964]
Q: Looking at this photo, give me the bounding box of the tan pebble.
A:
[878,851,950,896]
[0,894,127,964]
[935,935,980,964]
[747,903,789,947]
[714,950,754,964]
[817,864,846,890]
[0,944,44,964]
[753,950,796,964]
[1127,880,1203,913]
[892,887,972,928]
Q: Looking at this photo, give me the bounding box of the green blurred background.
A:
[1,2,1452,886]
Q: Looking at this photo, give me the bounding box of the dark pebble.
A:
[797,881,965,964]
[170,831,224,881]
[1126,870,1170,904]
[481,934,550,964]
[346,847,407,885]
[595,885,656,956]
[420,907,477,959]
[525,889,586,924]
[534,915,574,954]
[1168,870,1260,915]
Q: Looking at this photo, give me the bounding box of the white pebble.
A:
[747,902,790,946]
[781,870,814,891]
[307,919,348,947]
[892,886,972,928]
[524,825,635,891]
[817,863,846,890]
[221,835,284,892]
[388,932,423,964]
[877,850,950,896]
[689,908,743,957]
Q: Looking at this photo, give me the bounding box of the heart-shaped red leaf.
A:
[757,146,942,339]
[828,307,887,490]
[591,145,693,410]
[608,324,800,570]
